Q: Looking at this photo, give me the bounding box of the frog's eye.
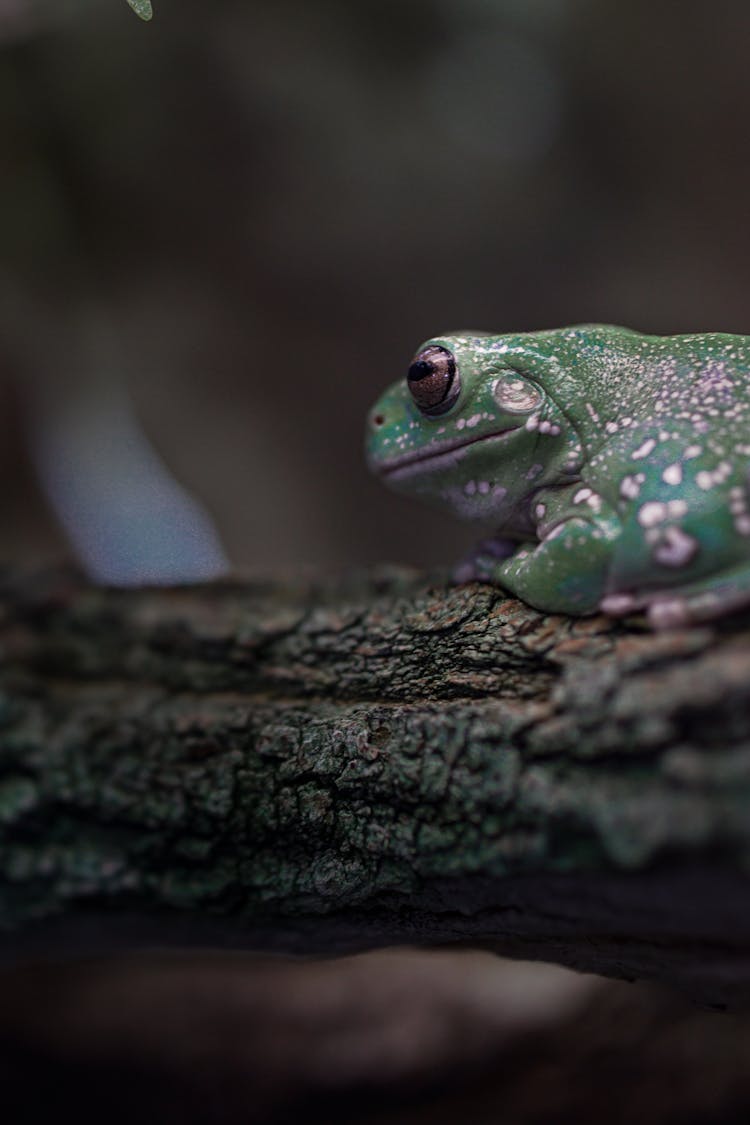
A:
[407,345,461,416]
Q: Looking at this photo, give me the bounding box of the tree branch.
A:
[1,569,749,1005]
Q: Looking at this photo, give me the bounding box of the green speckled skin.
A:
[367,325,750,627]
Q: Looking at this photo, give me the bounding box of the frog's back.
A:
[522,326,750,447]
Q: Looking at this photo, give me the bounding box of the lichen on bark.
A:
[1,568,749,1005]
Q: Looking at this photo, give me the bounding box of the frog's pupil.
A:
[408,360,434,382]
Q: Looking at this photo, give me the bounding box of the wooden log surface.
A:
[0,567,749,1006]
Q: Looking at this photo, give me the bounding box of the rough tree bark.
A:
[1,567,749,1006]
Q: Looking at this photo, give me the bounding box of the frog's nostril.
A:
[372,413,386,428]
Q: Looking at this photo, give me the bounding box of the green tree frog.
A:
[366,325,750,628]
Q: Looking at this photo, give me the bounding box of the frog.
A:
[366,325,750,628]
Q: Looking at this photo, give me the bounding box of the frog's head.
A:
[366,333,580,524]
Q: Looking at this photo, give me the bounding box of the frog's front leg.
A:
[467,487,622,615]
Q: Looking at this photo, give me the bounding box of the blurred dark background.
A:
[2,0,750,575]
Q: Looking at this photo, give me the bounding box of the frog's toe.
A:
[452,554,500,585]
[602,589,717,629]
[646,588,734,629]
[452,558,486,584]
[599,592,643,617]
[646,596,693,630]
[452,537,517,584]
[629,564,750,629]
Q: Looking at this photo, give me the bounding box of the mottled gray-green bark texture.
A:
[1,568,749,1005]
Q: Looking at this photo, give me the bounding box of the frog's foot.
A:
[602,560,750,629]
[452,536,518,584]
[600,592,647,618]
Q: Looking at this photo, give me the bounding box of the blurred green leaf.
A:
[127,0,153,20]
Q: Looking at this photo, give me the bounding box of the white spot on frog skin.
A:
[632,438,656,460]
[729,486,747,517]
[638,501,668,527]
[464,480,476,496]
[653,526,699,568]
[526,463,543,480]
[736,515,750,536]
[696,462,732,490]
[605,421,619,434]
[465,414,482,429]
[525,415,539,431]
[456,418,466,430]
[573,487,592,504]
[478,480,491,495]
[493,485,507,499]
[585,403,599,423]
[535,502,546,520]
[662,463,682,485]
[620,473,645,500]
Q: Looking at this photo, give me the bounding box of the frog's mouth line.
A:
[375,429,517,480]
